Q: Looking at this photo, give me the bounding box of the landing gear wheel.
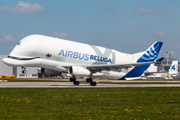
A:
[74,81,79,85]
[22,70,26,74]
[90,82,96,86]
[86,78,92,83]
[70,77,75,82]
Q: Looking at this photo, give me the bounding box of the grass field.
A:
[0,88,180,120]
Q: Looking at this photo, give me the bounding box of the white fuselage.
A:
[3,34,161,80]
[5,35,134,65]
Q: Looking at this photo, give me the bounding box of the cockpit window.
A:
[46,53,52,58]
[17,41,21,45]
[7,56,40,60]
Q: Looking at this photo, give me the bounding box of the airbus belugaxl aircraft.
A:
[2,34,163,86]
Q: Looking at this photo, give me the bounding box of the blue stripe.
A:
[119,41,163,80]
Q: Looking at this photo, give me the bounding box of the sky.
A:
[0,0,180,61]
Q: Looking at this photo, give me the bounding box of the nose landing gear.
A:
[22,67,27,74]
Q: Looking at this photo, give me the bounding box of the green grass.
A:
[0,88,180,120]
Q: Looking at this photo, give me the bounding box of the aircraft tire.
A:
[73,81,79,85]
[86,78,92,83]
[22,70,26,74]
[90,82,96,86]
[70,77,75,82]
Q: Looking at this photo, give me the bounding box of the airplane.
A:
[167,60,179,79]
[2,34,163,86]
[142,60,179,79]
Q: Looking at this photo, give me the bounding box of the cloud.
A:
[0,34,14,43]
[177,45,180,49]
[153,31,166,37]
[53,32,69,38]
[0,1,46,13]
[4,34,14,41]
[95,2,113,9]
[136,7,165,14]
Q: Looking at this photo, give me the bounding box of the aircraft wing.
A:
[86,57,164,73]
[61,57,163,74]
[86,61,158,73]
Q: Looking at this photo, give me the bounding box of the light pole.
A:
[169,51,173,59]
[161,51,173,66]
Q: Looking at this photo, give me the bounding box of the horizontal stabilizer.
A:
[156,57,164,62]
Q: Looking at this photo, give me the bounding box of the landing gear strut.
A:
[22,67,26,74]
[69,76,79,85]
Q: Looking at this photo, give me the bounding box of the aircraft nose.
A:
[2,58,9,65]
[2,57,13,66]
[2,57,27,67]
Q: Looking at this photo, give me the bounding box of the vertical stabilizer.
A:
[121,41,163,80]
[133,41,163,63]
[169,61,178,75]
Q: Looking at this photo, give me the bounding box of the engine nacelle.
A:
[38,68,61,75]
[69,66,91,76]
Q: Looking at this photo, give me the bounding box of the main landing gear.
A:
[69,76,79,85]
[69,77,97,86]
[86,78,96,86]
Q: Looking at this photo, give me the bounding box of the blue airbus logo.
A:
[171,65,176,70]
[58,49,112,63]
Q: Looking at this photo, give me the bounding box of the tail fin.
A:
[169,61,178,75]
[133,41,163,63]
[121,41,163,80]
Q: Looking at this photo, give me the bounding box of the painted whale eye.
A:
[46,53,52,58]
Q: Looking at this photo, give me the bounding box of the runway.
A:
[1,82,180,88]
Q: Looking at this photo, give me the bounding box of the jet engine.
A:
[69,66,91,76]
[40,68,61,75]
